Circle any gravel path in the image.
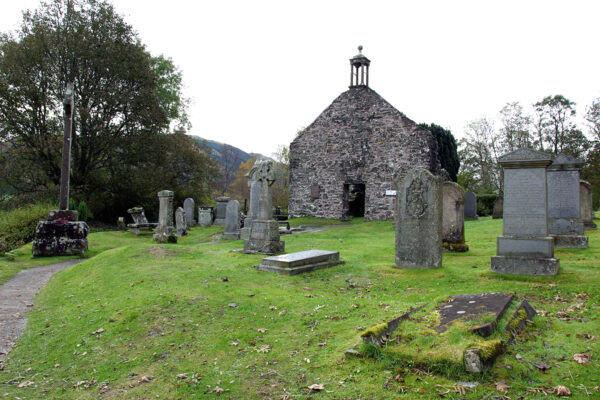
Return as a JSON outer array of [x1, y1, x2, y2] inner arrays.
[[0, 259, 84, 365]]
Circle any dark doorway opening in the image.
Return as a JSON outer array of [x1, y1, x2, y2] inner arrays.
[[343, 183, 365, 218]]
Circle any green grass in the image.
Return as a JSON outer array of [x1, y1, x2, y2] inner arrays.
[[0, 217, 599, 399]]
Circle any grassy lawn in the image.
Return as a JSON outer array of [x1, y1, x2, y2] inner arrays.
[[0, 217, 598, 399]]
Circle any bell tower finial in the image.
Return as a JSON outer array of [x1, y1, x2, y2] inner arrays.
[[349, 45, 370, 87]]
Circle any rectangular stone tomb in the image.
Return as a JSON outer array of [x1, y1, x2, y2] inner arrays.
[[436, 292, 514, 336], [351, 293, 536, 375], [256, 250, 342, 275]]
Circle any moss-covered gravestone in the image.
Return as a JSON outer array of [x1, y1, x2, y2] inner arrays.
[[349, 292, 536, 375]]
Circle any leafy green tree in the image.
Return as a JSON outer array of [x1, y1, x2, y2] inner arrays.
[[458, 117, 501, 193], [533, 95, 589, 157], [0, 0, 207, 220], [419, 123, 460, 182], [582, 97, 600, 209], [498, 102, 533, 151]]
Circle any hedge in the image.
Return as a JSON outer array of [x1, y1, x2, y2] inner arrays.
[[0, 202, 55, 254], [476, 193, 499, 216]]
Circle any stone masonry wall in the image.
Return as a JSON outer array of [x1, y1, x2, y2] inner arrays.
[[289, 86, 443, 221]]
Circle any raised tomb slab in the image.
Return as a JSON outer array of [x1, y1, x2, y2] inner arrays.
[[256, 250, 342, 275]]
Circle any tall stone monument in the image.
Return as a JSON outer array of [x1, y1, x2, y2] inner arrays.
[[492, 197, 503, 219], [580, 181, 597, 230], [198, 206, 213, 227], [547, 154, 587, 248], [491, 148, 559, 276], [242, 160, 285, 254], [240, 174, 262, 240], [175, 207, 188, 237], [214, 197, 230, 226], [153, 190, 176, 243], [32, 83, 89, 256], [395, 168, 442, 269], [183, 198, 196, 226], [442, 182, 469, 252], [464, 191, 478, 220], [223, 200, 241, 239]]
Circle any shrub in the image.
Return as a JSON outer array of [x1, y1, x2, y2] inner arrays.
[[69, 198, 77, 211], [476, 193, 499, 216], [0, 202, 54, 254], [77, 201, 91, 222]]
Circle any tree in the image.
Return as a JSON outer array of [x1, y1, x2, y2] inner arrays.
[[0, 0, 209, 220], [419, 123, 460, 182], [458, 117, 502, 193], [498, 102, 533, 151], [229, 157, 256, 203], [271, 144, 290, 209], [585, 97, 600, 141], [533, 95, 589, 157]]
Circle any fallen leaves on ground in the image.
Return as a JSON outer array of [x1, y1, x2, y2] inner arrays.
[[573, 353, 590, 364], [554, 385, 571, 396], [91, 328, 104, 335], [495, 381, 511, 392], [256, 344, 271, 353], [176, 374, 187, 379], [17, 381, 34, 388], [308, 383, 324, 392], [257, 328, 268, 333], [139, 376, 154, 383], [534, 361, 551, 371]]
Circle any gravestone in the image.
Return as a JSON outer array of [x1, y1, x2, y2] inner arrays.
[[491, 148, 559, 275], [32, 83, 89, 257], [175, 207, 188, 236], [242, 160, 285, 254], [198, 206, 213, 227], [492, 197, 503, 219], [442, 182, 468, 252], [126, 207, 157, 235], [240, 178, 261, 240], [256, 250, 341, 275], [153, 190, 176, 243], [355, 292, 536, 375], [464, 191, 478, 220], [183, 198, 196, 226], [117, 217, 126, 231], [395, 168, 442, 269], [223, 200, 241, 239], [214, 196, 230, 226], [547, 154, 587, 248], [580, 180, 597, 230]]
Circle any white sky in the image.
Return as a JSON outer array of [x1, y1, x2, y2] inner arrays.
[[2, 0, 600, 156]]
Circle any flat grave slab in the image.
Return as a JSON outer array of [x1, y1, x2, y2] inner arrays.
[[436, 292, 514, 336], [352, 292, 536, 375], [256, 249, 342, 275]]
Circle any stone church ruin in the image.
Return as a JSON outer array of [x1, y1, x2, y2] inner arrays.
[[289, 47, 445, 221]]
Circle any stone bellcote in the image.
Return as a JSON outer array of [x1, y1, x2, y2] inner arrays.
[[349, 46, 370, 87]]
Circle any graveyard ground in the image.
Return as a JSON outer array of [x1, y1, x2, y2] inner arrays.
[[0, 216, 599, 399]]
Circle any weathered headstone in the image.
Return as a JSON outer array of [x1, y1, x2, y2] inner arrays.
[[175, 207, 188, 237], [197, 206, 213, 227], [153, 190, 176, 243], [240, 178, 261, 240], [492, 197, 503, 219], [223, 200, 241, 239], [256, 250, 341, 275], [464, 191, 478, 220], [32, 83, 89, 257], [442, 182, 468, 252], [547, 154, 587, 248], [580, 180, 597, 230], [117, 217, 126, 231], [183, 198, 196, 226], [395, 168, 442, 269], [213, 197, 230, 226], [491, 148, 559, 275], [242, 160, 285, 254], [126, 207, 157, 235]]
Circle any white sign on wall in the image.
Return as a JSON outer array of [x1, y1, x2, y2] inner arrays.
[[385, 190, 397, 196]]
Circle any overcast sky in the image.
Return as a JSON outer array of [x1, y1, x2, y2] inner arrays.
[[2, 0, 599, 156]]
